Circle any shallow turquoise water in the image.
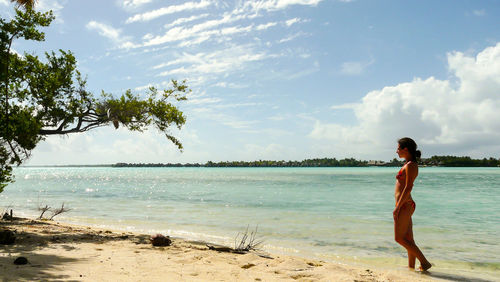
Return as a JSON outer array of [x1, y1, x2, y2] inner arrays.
[[2, 167, 499, 280]]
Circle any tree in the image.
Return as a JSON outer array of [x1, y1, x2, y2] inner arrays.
[[0, 8, 189, 192]]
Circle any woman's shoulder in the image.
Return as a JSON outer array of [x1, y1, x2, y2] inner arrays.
[[406, 161, 419, 173], [407, 161, 418, 167]]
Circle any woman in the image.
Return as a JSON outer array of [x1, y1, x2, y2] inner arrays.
[[394, 137, 432, 271]]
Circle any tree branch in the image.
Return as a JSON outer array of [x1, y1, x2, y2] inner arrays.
[[80, 122, 106, 132], [3, 32, 20, 118], [6, 140, 21, 163]]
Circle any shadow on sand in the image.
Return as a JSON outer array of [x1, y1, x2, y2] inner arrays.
[[0, 218, 149, 281], [420, 270, 494, 282], [0, 253, 81, 281]]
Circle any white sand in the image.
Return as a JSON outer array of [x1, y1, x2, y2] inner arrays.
[[1, 218, 435, 281]]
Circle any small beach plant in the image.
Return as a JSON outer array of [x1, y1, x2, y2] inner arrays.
[[234, 225, 263, 252]]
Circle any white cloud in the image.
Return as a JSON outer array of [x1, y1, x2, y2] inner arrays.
[[120, 0, 153, 10], [340, 59, 374, 75], [222, 120, 258, 129], [177, 34, 212, 47], [157, 44, 269, 77], [143, 13, 247, 47], [86, 21, 137, 49], [190, 107, 258, 130], [86, 21, 122, 41], [164, 13, 209, 29], [119, 41, 140, 49], [310, 42, 500, 158], [37, 0, 64, 12], [285, 17, 300, 26], [214, 82, 227, 87], [126, 0, 211, 23], [239, 0, 322, 13], [213, 102, 261, 109], [153, 51, 210, 70], [0, 0, 8, 6], [134, 83, 155, 91], [30, 125, 206, 165], [331, 103, 358, 110], [256, 22, 277, 30], [187, 97, 222, 105], [278, 31, 307, 43], [133, 2, 311, 48], [221, 24, 253, 35], [213, 81, 247, 88], [473, 9, 485, 16]]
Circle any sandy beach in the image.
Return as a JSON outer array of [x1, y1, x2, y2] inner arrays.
[[0, 217, 438, 281]]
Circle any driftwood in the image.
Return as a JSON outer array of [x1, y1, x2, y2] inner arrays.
[[206, 244, 246, 254], [36, 202, 71, 220], [38, 205, 50, 220], [49, 203, 71, 220], [206, 244, 273, 259]]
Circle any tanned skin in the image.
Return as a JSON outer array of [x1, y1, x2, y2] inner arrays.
[[394, 145, 432, 271]]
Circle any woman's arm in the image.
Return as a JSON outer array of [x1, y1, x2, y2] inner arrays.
[[393, 163, 418, 219]]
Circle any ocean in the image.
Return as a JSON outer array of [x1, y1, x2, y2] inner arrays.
[[2, 167, 499, 281]]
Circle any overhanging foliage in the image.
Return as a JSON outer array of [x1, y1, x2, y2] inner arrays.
[[0, 8, 188, 192]]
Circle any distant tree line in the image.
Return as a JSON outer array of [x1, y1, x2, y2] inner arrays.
[[205, 158, 369, 167], [112, 156, 500, 168], [113, 158, 369, 168], [113, 162, 203, 167], [419, 156, 499, 167]]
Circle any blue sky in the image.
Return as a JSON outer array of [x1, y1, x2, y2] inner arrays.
[[2, 0, 500, 164]]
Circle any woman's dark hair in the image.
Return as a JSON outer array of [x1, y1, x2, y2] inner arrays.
[[398, 137, 421, 162]]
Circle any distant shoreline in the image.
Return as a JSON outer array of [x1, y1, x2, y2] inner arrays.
[[22, 155, 500, 168], [21, 165, 500, 167]]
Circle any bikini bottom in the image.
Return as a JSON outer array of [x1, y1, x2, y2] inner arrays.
[[401, 200, 416, 215]]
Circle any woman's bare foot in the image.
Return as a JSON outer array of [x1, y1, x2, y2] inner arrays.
[[418, 262, 432, 272]]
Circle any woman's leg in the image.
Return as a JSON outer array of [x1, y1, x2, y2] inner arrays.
[[405, 217, 416, 268], [394, 203, 431, 270]]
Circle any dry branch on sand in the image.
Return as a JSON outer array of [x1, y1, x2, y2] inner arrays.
[[206, 225, 271, 258], [36, 203, 71, 220], [49, 203, 71, 220], [38, 205, 50, 220]]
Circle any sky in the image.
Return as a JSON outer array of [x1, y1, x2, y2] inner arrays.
[[1, 0, 500, 164]]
